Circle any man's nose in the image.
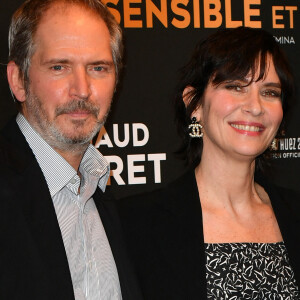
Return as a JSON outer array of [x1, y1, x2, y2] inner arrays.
[[70, 67, 91, 100]]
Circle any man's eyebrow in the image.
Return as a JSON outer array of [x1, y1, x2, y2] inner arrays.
[[42, 59, 70, 65], [89, 60, 114, 67], [42, 59, 114, 66]]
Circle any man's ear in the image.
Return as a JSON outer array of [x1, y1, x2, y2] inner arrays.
[[7, 61, 26, 102], [182, 86, 194, 107]]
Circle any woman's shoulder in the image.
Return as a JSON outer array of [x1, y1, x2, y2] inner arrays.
[[256, 174, 300, 220], [116, 168, 197, 209]]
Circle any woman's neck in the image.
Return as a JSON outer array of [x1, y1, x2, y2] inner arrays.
[[196, 147, 282, 243], [195, 147, 261, 210]]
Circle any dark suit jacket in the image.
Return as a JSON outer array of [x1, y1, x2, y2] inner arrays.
[[117, 169, 300, 300], [0, 119, 142, 300]]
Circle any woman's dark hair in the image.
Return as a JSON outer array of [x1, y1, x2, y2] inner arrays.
[[175, 26, 294, 167]]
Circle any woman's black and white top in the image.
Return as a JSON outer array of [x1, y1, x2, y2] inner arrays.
[[205, 242, 299, 299]]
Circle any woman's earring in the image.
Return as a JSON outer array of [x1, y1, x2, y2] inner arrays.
[[189, 117, 203, 138]]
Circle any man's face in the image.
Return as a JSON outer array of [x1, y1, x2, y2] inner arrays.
[[22, 4, 116, 150]]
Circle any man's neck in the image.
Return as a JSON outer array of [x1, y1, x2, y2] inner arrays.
[[54, 144, 89, 171]]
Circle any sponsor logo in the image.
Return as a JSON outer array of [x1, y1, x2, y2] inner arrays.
[[269, 137, 300, 159]]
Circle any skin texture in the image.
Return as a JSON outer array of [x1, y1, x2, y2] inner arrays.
[[7, 3, 116, 170], [185, 58, 284, 243]]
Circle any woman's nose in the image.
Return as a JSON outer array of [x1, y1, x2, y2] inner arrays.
[[242, 90, 264, 117]]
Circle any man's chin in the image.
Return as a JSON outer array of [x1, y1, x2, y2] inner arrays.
[[54, 125, 102, 145], [45, 118, 104, 149], [57, 132, 94, 145]]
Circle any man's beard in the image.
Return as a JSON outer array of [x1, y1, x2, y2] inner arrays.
[[25, 92, 109, 152]]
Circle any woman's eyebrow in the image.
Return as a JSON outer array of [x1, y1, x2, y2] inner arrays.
[[262, 82, 281, 88]]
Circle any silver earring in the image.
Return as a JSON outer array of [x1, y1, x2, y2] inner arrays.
[[189, 117, 203, 138]]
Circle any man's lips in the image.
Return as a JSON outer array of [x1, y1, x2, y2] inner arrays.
[[66, 110, 92, 117], [229, 121, 265, 135]]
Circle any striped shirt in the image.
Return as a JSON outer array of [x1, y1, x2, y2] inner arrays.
[[17, 113, 122, 300]]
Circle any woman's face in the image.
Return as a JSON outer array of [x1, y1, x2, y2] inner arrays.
[[195, 58, 283, 161]]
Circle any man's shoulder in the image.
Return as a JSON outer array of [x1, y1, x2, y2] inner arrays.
[[0, 116, 23, 150], [0, 126, 18, 168], [0, 118, 34, 173]]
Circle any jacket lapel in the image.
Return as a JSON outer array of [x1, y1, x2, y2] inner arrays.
[[255, 173, 300, 288], [1, 119, 75, 299], [266, 184, 300, 288], [88, 184, 143, 299], [159, 170, 208, 298]]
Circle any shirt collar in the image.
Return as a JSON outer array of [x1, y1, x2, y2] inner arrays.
[[16, 113, 109, 197]]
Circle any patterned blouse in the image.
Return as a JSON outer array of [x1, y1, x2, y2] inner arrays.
[[205, 242, 299, 299]]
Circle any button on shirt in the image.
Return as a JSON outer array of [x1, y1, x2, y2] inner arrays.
[[17, 114, 122, 300]]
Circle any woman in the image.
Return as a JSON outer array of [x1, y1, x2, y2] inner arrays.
[[117, 27, 300, 299]]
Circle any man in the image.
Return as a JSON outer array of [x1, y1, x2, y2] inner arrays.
[[0, 0, 142, 299]]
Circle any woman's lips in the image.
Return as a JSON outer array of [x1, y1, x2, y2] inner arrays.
[[229, 121, 265, 136]]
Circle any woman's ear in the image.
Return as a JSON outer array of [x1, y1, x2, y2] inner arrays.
[[7, 61, 26, 102], [193, 105, 203, 123], [182, 86, 194, 107], [183, 86, 203, 122]]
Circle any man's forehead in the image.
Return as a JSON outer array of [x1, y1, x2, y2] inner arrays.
[[29, 2, 113, 64], [35, 2, 105, 33], [31, 2, 110, 49]]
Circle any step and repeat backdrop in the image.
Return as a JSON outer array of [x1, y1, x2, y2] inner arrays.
[[0, 0, 299, 198]]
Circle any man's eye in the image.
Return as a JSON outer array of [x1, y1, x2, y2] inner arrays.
[[94, 66, 104, 71], [52, 65, 63, 71]]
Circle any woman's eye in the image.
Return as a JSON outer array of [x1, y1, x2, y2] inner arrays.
[[262, 89, 281, 98], [225, 84, 243, 92]]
